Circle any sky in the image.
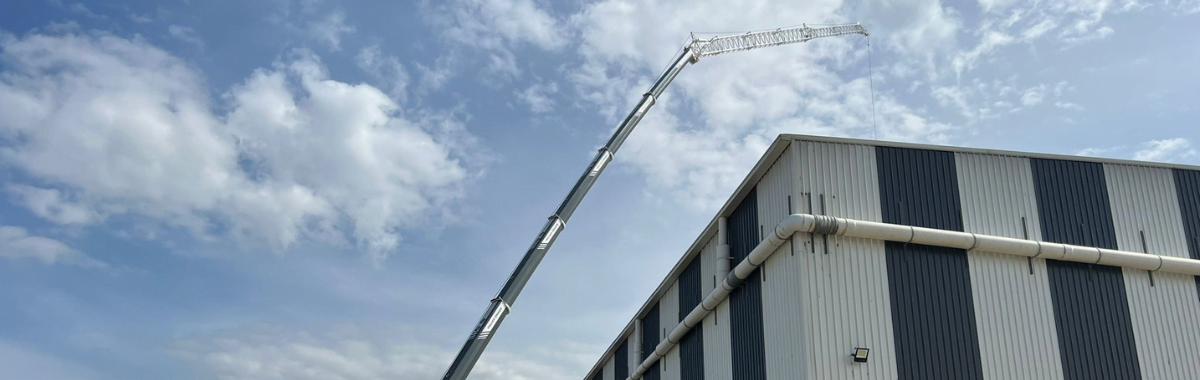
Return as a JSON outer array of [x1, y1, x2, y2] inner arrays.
[[0, 0, 1197, 379]]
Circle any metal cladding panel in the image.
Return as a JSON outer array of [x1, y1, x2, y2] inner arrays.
[[662, 282, 679, 335], [757, 142, 806, 380], [728, 189, 766, 380], [615, 340, 629, 379], [1175, 169, 1200, 297], [794, 140, 896, 379], [660, 282, 680, 380], [876, 146, 984, 380], [954, 152, 1064, 380], [698, 236, 731, 379], [604, 356, 615, 380], [1030, 158, 1142, 380], [663, 347, 681, 380], [679, 259, 705, 380], [756, 141, 795, 239], [641, 303, 660, 380], [1105, 164, 1200, 379]]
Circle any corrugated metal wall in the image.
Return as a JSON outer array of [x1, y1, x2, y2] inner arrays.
[[794, 141, 896, 379], [616, 339, 629, 379], [698, 235, 731, 379], [661, 282, 680, 380], [641, 303, 661, 380], [1030, 158, 1142, 380], [1175, 169, 1200, 297], [954, 152, 1064, 380], [876, 147, 984, 380], [728, 188, 765, 380], [1104, 164, 1200, 379], [679, 259, 705, 380], [586, 138, 1200, 380], [757, 142, 806, 380]]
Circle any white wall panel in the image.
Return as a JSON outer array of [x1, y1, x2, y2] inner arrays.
[[794, 140, 896, 379], [603, 356, 615, 380], [758, 142, 808, 379], [955, 152, 1063, 380], [660, 281, 680, 380], [1104, 164, 1200, 379], [663, 347, 681, 380], [698, 236, 731, 379]]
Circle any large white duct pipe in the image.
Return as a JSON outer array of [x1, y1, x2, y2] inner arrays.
[[625, 213, 1200, 380]]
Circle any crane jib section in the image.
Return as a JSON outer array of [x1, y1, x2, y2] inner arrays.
[[690, 24, 868, 58]]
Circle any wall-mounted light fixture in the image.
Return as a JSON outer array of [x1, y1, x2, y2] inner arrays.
[[852, 347, 870, 363]]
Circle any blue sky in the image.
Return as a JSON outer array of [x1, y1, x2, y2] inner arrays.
[[0, 0, 1197, 379]]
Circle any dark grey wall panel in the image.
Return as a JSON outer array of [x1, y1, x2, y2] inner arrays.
[[592, 371, 602, 380], [728, 188, 766, 380], [1175, 169, 1200, 260], [679, 259, 705, 380], [876, 146, 983, 380], [1174, 169, 1200, 298], [615, 340, 628, 379], [641, 303, 661, 380], [1030, 158, 1141, 380]]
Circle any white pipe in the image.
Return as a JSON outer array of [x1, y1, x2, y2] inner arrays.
[[625, 213, 1200, 380], [716, 217, 732, 280]]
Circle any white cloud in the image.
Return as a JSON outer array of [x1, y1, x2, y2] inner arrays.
[[308, 11, 355, 51], [1076, 145, 1123, 157], [167, 25, 205, 50], [48, 0, 102, 19], [932, 85, 975, 119], [880, 0, 963, 79], [1020, 84, 1047, 106], [0, 225, 101, 266], [437, 0, 566, 51], [1075, 138, 1197, 163], [1054, 101, 1083, 110], [517, 81, 558, 113], [415, 56, 456, 92], [173, 325, 595, 380], [482, 50, 521, 84], [1021, 18, 1058, 39], [952, 30, 1015, 77], [1134, 138, 1197, 162], [6, 185, 98, 225], [0, 31, 478, 263], [356, 45, 409, 102]]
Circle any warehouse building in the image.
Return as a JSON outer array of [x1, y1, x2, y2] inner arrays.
[[583, 134, 1200, 380]]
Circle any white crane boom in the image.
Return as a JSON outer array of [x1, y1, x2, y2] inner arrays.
[[441, 22, 868, 380], [689, 23, 868, 59]]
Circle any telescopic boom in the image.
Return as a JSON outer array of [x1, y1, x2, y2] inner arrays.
[[441, 23, 868, 380]]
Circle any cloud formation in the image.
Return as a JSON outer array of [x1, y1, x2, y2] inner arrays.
[[0, 31, 477, 263], [173, 325, 596, 380], [0, 225, 100, 266]]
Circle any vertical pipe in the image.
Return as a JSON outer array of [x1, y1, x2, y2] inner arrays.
[[717, 216, 732, 280]]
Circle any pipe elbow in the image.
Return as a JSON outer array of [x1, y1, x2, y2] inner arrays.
[[778, 214, 815, 236]]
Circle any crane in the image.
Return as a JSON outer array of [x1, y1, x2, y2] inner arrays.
[[441, 23, 869, 380]]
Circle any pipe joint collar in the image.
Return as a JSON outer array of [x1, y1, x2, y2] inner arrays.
[[810, 214, 840, 235]]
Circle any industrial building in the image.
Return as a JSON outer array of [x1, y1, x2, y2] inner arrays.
[[583, 134, 1200, 380]]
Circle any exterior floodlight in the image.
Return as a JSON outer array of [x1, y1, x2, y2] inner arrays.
[[852, 347, 870, 363]]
